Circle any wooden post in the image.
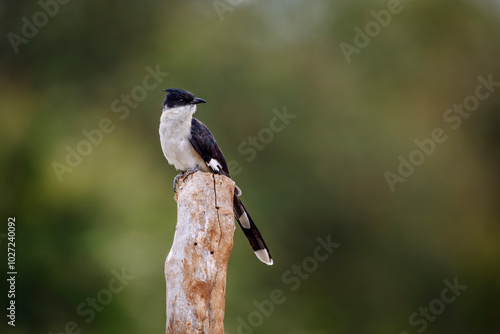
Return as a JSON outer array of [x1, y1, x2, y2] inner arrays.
[[165, 171, 236, 334]]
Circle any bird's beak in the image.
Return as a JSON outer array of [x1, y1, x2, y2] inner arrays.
[[191, 97, 207, 104]]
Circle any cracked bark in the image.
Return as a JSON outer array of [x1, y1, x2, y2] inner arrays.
[[165, 171, 236, 334]]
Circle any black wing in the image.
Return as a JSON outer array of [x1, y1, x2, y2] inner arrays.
[[189, 118, 231, 177], [190, 118, 273, 265]]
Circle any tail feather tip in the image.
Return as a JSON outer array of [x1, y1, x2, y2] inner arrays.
[[255, 249, 273, 265]]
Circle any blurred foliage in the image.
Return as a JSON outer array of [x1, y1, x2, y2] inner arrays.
[[1, 0, 500, 333]]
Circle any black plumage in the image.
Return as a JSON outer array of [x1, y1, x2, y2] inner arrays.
[[189, 117, 272, 263]]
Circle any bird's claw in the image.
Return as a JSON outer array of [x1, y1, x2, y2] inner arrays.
[[183, 166, 199, 181], [173, 173, 182, 193], [173, 167, 200, 193]]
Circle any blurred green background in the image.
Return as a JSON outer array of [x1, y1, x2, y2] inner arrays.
[[1, 0, 500, 333]]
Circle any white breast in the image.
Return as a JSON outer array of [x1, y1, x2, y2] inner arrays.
[[159, 105, 206, 171]]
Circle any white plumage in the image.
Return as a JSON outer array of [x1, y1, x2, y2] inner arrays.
[[207, 158, 223, 173], [159, 105, 209, 172]]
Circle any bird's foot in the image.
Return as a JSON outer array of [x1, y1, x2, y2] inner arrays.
[[173, 172, 183, 193], [183, 166, 200, 182], [173, 166, 200, 193]]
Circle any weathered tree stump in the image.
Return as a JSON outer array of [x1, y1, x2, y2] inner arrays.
[[165, 171, 236, 334]]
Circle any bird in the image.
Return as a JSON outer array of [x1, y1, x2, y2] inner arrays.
[[158, 88, 273, 265]]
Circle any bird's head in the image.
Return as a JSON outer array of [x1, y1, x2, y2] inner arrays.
[[162, 88, 206, 109]]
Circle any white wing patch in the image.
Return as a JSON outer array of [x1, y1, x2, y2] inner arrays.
[[208, 158, 222, 173]]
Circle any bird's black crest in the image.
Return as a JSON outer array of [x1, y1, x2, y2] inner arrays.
[[162, 88, 196, 108]]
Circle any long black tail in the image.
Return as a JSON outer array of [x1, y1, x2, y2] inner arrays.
[[233, 195, 273, 265]]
